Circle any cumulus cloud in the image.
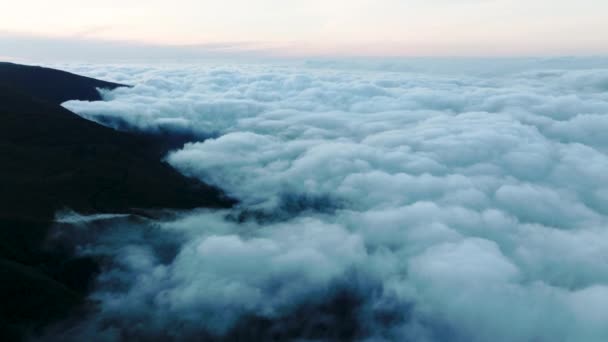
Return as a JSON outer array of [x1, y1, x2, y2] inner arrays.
[[49, 58, 608, 341]]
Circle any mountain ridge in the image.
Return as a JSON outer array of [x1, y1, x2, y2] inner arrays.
[[0, 62, 127, 104], [0, 62, 234, 340]]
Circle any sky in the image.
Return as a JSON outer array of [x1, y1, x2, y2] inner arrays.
[[1, 0, 608, 60]]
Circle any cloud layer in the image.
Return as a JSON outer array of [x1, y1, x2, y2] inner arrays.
[[54, 58, 608, 341]]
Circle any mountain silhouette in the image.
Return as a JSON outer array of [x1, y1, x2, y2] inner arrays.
[[0, 62, 235, 340]]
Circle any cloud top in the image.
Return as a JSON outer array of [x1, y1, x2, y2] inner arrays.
[[53, 58, 608, 341]]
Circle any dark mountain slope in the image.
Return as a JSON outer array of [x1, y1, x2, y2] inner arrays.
[[0, 63, 234, 340], [0, 85, 233, 222], [0, 62, 126, 104]]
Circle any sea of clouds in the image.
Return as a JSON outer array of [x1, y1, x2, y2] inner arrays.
[[49, 58, 608, 341]]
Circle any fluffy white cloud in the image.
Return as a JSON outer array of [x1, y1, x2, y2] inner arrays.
[[54, 58, 608, 341]]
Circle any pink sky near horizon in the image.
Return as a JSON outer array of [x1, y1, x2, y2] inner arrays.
[[2, 0, 608, 57]]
